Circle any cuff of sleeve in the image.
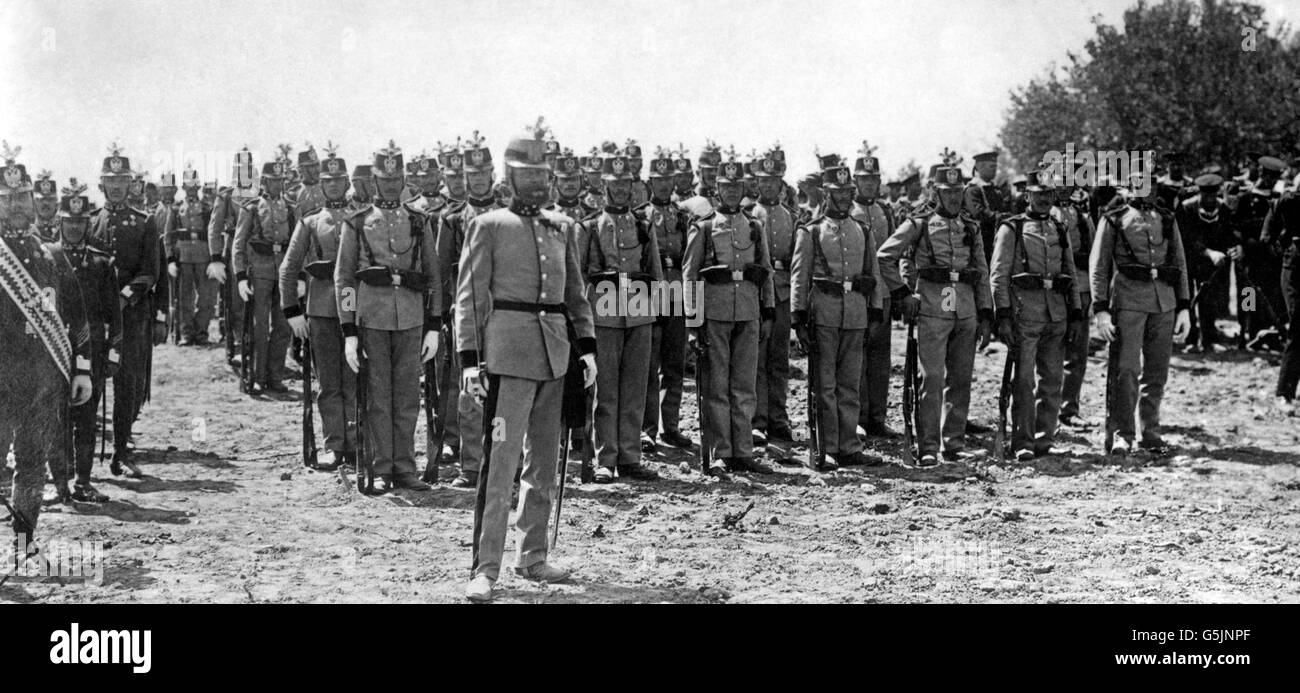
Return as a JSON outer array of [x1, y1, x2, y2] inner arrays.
[[1068, 308, 1084, 323], [459, 350, 479, 368], [995, 307, 1012, 322], [791, 310, 808, 327], [761, 307, 775, 322], [167, 256, 178, 265], [297, 271, 307, 281], [425, 314, 442, 331], [75, 355, 91, 376], [1092, 300, 1109, 314], [578, 337, 598, 357], [890, 286, 910, 303], [235, 271, 248, 283], [978, 308, 994, 323], [283, 304, 303, 319], [1176, 299, 1190, 312], [341, 322, 358, 338]]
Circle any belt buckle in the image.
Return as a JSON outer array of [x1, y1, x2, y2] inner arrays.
[[843, 280, 853, 294], [948, 271, 960, 283], [1149, 267, 1158, 280], [391, 273, 402, 287], [775, 261, 786, 270], [665, 259, 675, 269], [1043, 278, 1053, 290], [273, 243, 283, 253], [189, 232, 198, 241], [731, 270, 744, 282]]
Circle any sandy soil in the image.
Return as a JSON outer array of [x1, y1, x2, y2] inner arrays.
[[4, 321, 1299, 604]]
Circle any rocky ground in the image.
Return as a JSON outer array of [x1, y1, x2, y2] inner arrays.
[[3, 321, 1299, 604]]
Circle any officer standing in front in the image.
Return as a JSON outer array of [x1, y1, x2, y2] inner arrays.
[[457, 128, 597, 602]]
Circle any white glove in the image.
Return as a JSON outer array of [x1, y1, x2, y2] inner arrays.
[[207, 261, 226, 283], [237, 279, 253, 302], [167, 262, 179, 278], [462, 365, 487, 403], [1227, 245, 1244, 261], [1095, 311, 1116, 342], [1206, 249, 1226, 266], [297, 280, 307, 298], [1173, 308, 1190, 340], [580, 353, 597, 389], [344, 335, 360, 373], [288, 314, 308, 340], [71, 374, 92, 406], [420, 330, 440, 363]]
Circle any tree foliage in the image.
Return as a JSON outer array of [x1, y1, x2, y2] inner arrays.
[[1000, 0, 1299, 174]]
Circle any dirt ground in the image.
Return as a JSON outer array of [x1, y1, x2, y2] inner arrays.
[[4, 320, 1299, 604]]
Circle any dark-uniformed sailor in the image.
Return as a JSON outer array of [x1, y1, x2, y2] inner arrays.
[[792, 156, 884, 469], [751, 146, 797, 456], [336, 142, 442, 493], [281, 146, 357, 472], [680, 140, 721, 219], [0, 143, 94, 534], [294, 143, 326, 219], [33, 170, 59, 242], [436, 133, 499, 488], [964, 150, 1007, 263], [1155, 154, 1195, 211], [683, 154, 777, 476], [233, 159, 295, 393], [579, 151, 663, 482], [1231, 155, 1287, 350], [1091, 173, 1191, 455], [88, 143, 158, 477], [458, 128, 597, 602], [849, 143, 898, 439], [886, 179, 903, 205], [52, 179, 121, 502], [1174, 173, 1232, 352], [990, 171, 1083, 460], [164, 167, 216, 345], [1055, 169, 1099, 426], [640, 148, 694, 452], [878, 160, 994, 466]]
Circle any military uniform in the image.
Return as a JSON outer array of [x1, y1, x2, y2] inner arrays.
[[458, 131, 596, 595], [233, 162, 296, 390], [751, 148, 796, 446], [625, 141, 650, 208], [281, 151, 357, 468], [963, 152, 1006, 263], [682, 158, 776, 472], [990, 173, 1083, 457], [429, 147, 467, 457], [347, 165, 373, 209], [640, 154, 692, 448], [294, 145, 326, 219], [792, 161, 884, 467], [336, 144, 442, 487], [1090, 195, 1190, 450], [52, 181, 121, 501], [579, 154, 663, 479], [165, 171, 216, 343], [0, 147, 93, 532], [849, 151, 897, 435], [680, 143, 721, 219], [32, 171, 59, 242], [1174, 175, 1232, 351], [207, 148, 257, 359], [878, 164, 993, 463], [1056, 190, 1098, 421], [435, 142, 499, 484], [88, 148, 159, 470]]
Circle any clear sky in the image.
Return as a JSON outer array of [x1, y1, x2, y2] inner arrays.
[[1, 0, 1295, 194]]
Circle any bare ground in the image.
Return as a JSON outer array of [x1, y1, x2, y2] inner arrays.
[[5, 322, 1300, 604]]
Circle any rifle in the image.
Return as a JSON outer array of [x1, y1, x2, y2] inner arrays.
[[169, 274, 180, 344], [239, 295, 255, 394], [420, 357, 439, 483], [902, 320, 917, 465], [995, 339, 1018, 463], [555, 318, 591, 540], [551, 429, 569, 549], [1103, 337, 1117, 454], [805, 316, 824, 470], [693, 326, 711, 474], [355, 355, 373, 493], [301, 335, 317, 468], [222, 246, 235, 363]]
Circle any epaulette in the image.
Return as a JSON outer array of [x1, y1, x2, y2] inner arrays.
[[579, 210, 603, 224], [402, 201, 427, 216], [695, 210, 717, 223], [632, 201, 651, 215], [239, 197, 260, 210], [804, 214, 826, 228], [347, 203, 373, 219], [442, 199, 467, 215], [85, 244, 113, 258], [127, 204, 150, 217]]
